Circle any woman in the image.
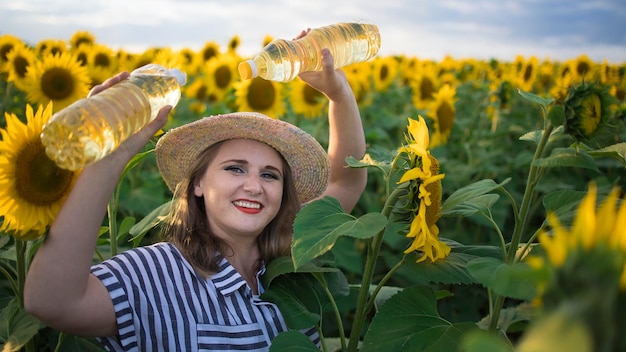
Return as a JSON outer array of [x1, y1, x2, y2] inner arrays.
[[24, 30, 367, 351]]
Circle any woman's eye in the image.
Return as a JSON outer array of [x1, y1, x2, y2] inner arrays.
[[225, 165, 244, 173], [261, 172, 279, 180]]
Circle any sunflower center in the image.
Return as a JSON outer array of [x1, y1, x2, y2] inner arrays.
[[13, 56, 29, 79], [41, 67, 76, 100], [436, 102, 455, 134], [94, 53, 111, 68], [580, 93, 602, 137], [246, 78, 276, 111], [304, 85, 323, 106], [215, 65, 232, 89], [378, 64, 389, 81], [203, 47, 217, 62], [1, 43, 14, 62], [77, 52, 89, 66], [523, 64, 533, 82], [424, 155, 442, 226], [420, 78, 435, 101], [15, 139, 74, 205]]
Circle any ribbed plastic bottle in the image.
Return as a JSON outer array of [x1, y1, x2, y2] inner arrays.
[[40, 63, 187, 171], [238, 22, 381, 82]]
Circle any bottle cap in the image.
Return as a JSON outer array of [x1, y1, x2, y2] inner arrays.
[[238, 60, 258, 80]]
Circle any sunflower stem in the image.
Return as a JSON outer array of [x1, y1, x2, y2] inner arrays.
[[314, 272, 346, 352], [108, 195, 118, 257], [15, 238, 26, 308], [488, 122, 553, 333], [347, 186, 404, 352]]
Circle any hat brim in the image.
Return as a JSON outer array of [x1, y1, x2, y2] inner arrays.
[[155, 112, 330, 203]]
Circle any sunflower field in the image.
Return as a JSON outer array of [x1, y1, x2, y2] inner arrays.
[[1, 30, 626, 352]]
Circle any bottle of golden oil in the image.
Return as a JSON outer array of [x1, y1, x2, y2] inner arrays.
[[238, 22, 381, 82], [41, 64, 186, 170]]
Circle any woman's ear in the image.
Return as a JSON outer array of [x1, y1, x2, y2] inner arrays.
[[193, 183, 203, 197]]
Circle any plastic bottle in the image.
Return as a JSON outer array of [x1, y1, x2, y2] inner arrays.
[[40, 64, 187, 170], [238, 22, 381, 82]]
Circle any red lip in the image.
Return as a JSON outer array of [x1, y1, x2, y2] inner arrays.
[[233, 200, 263, 214]]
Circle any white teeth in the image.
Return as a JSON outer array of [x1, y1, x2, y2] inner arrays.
[[233, 200, 261, 209]]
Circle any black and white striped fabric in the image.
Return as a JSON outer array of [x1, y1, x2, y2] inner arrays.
[[91, 242, 319, 351]]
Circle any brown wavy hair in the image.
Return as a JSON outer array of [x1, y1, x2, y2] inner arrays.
[[160, 140, 301, 276]]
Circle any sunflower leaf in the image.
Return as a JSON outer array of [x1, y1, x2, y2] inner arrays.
[[587, 142, 626, 166], [268, 331, 320, 352], [292, 196, 386, 270], [466, 257, 537, 300], [532, 147, 600, 172], [360, 285, 477, 352], [441, 178, 511, 216]]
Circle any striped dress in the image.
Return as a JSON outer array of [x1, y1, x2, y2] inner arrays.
[[91, 242, 319, 351]]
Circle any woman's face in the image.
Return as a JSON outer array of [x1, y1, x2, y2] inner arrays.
[[194, 139, 285, 242]]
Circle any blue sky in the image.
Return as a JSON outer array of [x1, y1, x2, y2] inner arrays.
[[1, 0, 625, 63]]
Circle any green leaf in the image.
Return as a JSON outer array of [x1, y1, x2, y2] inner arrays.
[[442, 194, 500, 217], [292, 196, 386, 270], [517, 88, 554, 112], [262, 255, 338, 288], [546, 104, 565, 126], [129, 201, 171, 247], [476, 303, 535, 333], [402, 244, 502, 285], [47, 333, 104, 352], [587, 142, 626, 166], [441, 178, 510, 216], [0, 299, 42, 350], [260, 275, 322, 329], [466, 257, 537, 300], [542, 189, 587, 224], [116, 216, 136, 245], [532, 147, 600, 172], [461, 330, 514, 352], [361, 285, 477, 352], [268, 331, 319, 351]]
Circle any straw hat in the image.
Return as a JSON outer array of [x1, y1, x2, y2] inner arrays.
[[155, 112, 330, 203]]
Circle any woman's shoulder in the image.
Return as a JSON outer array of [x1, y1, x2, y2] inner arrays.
[[94, 242, 192, 274]]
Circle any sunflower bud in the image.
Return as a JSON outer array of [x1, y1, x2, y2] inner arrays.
[[563, 82, 615, 143]]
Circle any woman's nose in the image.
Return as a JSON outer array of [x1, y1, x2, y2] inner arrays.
[[243, 175, 262, 194]]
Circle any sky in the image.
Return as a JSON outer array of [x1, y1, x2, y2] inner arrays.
[[1, 0, 625, 63]]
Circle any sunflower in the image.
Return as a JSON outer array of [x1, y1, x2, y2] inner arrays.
[[233, 76, 286, 118], [69, 30, 96, 50], [410, 62, 440, 111], [562, 81, 615, 145], [205, 52, 239, 101], [227, 35, 241, 53], [516, 56, 539, 93], [288, 77, 327, 119], [569, 54, 596, 82], [371, 56, 398, 92], [345, 61, 374, 108], [427, 84, 457, 147], [23, 52, 91, 112], [176, 47, 200, 76], [35, 39, 67, 57], [524, 182, 626, 352], [183, 77, 212, 114], [4, 43, 36, 92], [396, 116, 448, 263], [0, 102, 79, 238], [87, 43, 118, 86], [0, 34, 24, 72], [197, 41, 221, 65]]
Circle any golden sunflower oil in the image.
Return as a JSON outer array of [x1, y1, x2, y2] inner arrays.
[[40, 64, 186, 171], [238, 22, 381, 82]]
